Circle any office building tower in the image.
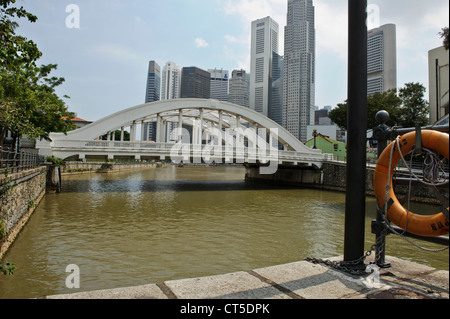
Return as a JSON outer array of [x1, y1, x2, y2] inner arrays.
[[161, 62, 181, 100], [161, 62, 182, 141], [367, 24, 397, 95], [209, 68, 229, 101], [250, 16, 279, 116], [181, 67, 211, 99], [283, 0, 316, 142], [428, 46, 449, 124], [270, 52, 284, 126], [228, 69, 249, 108], [144, 61, 161, 141], [145, 61, 161, 103]]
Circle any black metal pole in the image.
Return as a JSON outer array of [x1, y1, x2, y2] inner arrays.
[[343, 0, 368, 266]]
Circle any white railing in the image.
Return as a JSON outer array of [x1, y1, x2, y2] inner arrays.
[[51, 140, 325, 164]]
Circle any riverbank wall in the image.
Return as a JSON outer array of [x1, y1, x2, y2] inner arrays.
[[0, 167, 47, 260], [245, 161, 448, 205], [61, 161, 163, 175]]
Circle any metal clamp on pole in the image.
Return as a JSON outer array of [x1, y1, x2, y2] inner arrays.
[[414, 126, 422, 155]]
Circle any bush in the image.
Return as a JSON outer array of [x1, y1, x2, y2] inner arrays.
[[46, 156, 65, 165]]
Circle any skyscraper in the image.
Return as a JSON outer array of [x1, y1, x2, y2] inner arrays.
[[250, 16, 279, 117], [367, 24, 397, 95], [228, 69, 249, 108], [144, 61, 161, 141], [181, 67, 211, 99], [145, 61, 161, 103], [161, 62, 181, 100], [283, 0, 315, 142], [209, 68, 229, 101], [270, 52, 284, 126]]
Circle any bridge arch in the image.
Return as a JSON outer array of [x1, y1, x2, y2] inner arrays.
[[50, 99, 313, 152], [41, 98, 324, 166]]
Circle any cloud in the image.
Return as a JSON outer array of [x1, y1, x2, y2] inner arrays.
[[224, 34, 245, 44], [221, 0, 287, 52], [315, 1, 348, 60], [195, 38, 209, 48]]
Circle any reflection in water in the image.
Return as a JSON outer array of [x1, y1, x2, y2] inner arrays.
[[0, 166, 447, 299]]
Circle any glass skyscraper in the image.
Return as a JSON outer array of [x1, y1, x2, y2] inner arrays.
[[283, 0, 315, 142], [144, 60, 161, 141]]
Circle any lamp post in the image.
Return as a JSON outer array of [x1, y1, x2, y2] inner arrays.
[[312, 129, 318, 149], [343, 0, 368, 268]]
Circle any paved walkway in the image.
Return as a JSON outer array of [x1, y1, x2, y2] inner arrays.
[[45, 255, 448, 300]]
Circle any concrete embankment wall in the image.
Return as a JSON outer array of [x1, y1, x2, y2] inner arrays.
[[245, 162, 447, 205], [0, 167, 47, 259], [61, 161, 161, 175]]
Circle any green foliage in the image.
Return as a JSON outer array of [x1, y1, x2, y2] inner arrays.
[[0, 0, 76, 146], [439, 27, 449, 50], [46, 155, 65, 165], [329, 83, 429, 130], [398, 83, 429, 128], [0, 261, 16, 275]]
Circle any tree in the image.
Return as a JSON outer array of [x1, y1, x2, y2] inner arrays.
[[398, 82, 429, 128], [0, 0, 76, 151], [439, 27, 449, 50], [329, 89, 402, 130], [329, 83, 429, 131]]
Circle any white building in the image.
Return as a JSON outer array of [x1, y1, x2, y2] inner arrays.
[[367, 24, 397, 95], [283, 0, 316, 142], [428, 46, 449, 124], [250, 16, 279, 117], [209, 68, 229, 101], [161, 62, 181, 100], [228, 69, 249, 108]]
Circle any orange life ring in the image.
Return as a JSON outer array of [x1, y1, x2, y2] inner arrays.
[[373, 130, 449, 237]]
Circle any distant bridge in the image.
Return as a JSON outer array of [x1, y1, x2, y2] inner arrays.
[[37, 99, 324, 171]]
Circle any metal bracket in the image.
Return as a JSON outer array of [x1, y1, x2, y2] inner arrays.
[[414, 126, 422, 155]]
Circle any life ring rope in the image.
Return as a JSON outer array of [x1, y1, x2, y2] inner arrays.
[[373, 130, 449, 238]]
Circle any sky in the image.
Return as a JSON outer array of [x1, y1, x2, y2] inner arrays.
[[13, 0, 450, 122]]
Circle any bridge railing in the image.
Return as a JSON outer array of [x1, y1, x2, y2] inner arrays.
[[53, 139, 325, 162]]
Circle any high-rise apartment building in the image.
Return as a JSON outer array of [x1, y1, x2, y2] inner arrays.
[[228, 69, 249, 108], [161, 62, 181, 100], [283, 0, 315, 142], [250, 16, 279, 117], [209, 68, 229, 101], [367, 24, 397, 95], [181, 67, 211, 99], [144, 61, 161, 141]]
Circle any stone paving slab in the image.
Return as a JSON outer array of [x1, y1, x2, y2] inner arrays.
[[45, 256, 449, 300], [252, 260, 370, 299], [164, 271, 292, 299], [46, 284, 168, 299]]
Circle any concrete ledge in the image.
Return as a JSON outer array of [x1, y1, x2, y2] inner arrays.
[[45, 255, 449, 300], [45, 284, 168, 299]]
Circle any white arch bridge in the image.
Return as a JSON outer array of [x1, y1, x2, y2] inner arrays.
[[37, 99, 324, 172]]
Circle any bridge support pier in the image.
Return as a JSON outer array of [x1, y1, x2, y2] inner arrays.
[[244, 164, 322, 187]]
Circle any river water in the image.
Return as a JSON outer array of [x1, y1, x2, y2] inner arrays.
[[0, 165, 448, 299]]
